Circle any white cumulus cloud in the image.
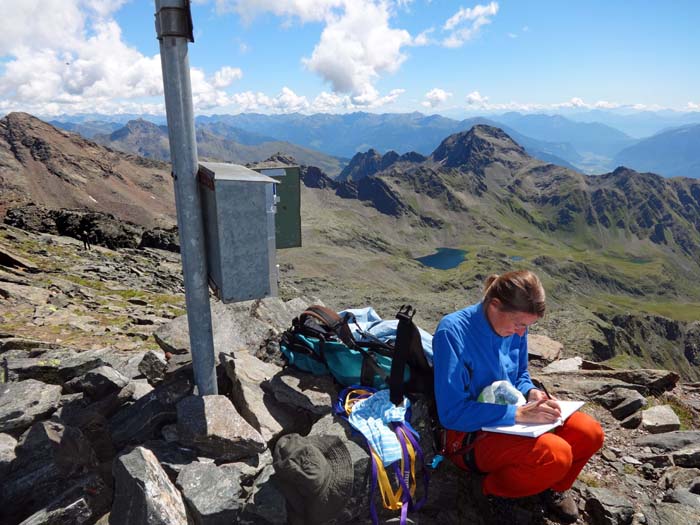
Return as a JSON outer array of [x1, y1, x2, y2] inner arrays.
[[442, 2, 499, 48], [465, 90, 489, 106], [212, 66, 243, 88], [0, 1, 245, 116], [422, 88, 452, 108], [594, 100, 621, 109], [203, 0, 415, 106], [303, 0, 411, 103]]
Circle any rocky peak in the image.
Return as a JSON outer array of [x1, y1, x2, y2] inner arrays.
[[259, 153, 298, 166], [1, 112, 83, 154], [430, 124, 528, 170], [110, 119, 166, 141], [338, 148, 424, 183], [338, 148, 384, 182]]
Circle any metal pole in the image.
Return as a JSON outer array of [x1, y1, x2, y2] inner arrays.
[[155, 0, 217, 395]]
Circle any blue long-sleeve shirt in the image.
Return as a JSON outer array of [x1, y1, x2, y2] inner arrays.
[[433, 302, 536, 432]]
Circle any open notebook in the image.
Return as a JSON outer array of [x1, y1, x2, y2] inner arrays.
[[481, 400, 585, 438]]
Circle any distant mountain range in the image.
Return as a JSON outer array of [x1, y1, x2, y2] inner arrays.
[[90, 119, 344, 176], [560, 109, 700, 138], [48, 111, 700, 178], [194, 112, 581, 169], [613, 124, 700, 179], [48, 119, 122, 139], [322, 124, 700, 258]]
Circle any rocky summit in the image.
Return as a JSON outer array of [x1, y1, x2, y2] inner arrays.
[[1, 212, 700, 525], [1, 113, 700, 524]]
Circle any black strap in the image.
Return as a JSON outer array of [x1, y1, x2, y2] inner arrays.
[[389, 305, 415, 405]]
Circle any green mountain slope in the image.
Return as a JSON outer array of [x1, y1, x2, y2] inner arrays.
[[278, 125, 700, 379]]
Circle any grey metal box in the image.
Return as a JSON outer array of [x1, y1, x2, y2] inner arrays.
[[198, 162, 278, 303]]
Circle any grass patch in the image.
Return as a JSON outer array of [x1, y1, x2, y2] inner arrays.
[[602, 354, 645, 369], [586, 294, 700, 322], [577, 472, 601, 488], [622, 464, 637, 476]]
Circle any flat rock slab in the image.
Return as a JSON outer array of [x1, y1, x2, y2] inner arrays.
[[527, 333, 562, 362], [4, 347, 115, 384], [542, 356, 583, 373], [0, 379, 62, 434], [176, 395, 266, 462], [543, 369, 679, 395], [176, 462, 245, 524], [0, 245, 39, 271], [641, 405, 681, 434], [262, 368, 337, 417], [635, 431, 700, 452], [0, 282, 50, 304], [0, 337, 61, 353], [111, 446, 188, 525], [154, 296, 313, 355]]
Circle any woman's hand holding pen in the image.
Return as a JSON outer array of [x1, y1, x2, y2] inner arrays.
[[515, 389, 561, 424]]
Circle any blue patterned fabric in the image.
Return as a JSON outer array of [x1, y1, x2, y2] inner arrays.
[[340, 306, 434, 365], [348, 389, 410, 466]]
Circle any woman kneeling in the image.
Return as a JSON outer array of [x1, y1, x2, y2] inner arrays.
[[433, 270, 604, 523]]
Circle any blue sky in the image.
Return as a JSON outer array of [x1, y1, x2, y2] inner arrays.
[[1, 1, 698, 117]]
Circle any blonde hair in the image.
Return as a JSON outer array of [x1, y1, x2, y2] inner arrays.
[[483, 270, 546, 317]]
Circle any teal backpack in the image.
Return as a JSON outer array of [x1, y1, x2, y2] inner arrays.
[[279, 305, 433, 401]]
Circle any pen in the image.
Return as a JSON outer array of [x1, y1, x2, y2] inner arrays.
[[533, 379, 551, 400]]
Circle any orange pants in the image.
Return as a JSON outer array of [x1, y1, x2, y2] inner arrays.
[[472, 411, 604, 498]]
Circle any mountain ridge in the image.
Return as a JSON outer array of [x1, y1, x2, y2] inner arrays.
[[93, 118, 344, 176], [613, 124, 700, 179], [0, 112, 174, 228]]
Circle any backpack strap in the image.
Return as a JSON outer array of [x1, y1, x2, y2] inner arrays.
[[302, 305, 357, 347], [389, 305, 413, 405], [390, 305, 433, 405]]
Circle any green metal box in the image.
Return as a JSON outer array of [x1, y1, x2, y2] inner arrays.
[[250, 161, 302, 249]]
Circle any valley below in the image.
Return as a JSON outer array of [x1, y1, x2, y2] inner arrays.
[[2, 112, 700, 381]]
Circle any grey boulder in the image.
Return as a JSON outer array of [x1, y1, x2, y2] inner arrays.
[[64, 365, 130, 400], [176, 395, 266, 461], [0, 379, 62, 434], [176, 462, 245, 524], [110, 446, 188, 525]]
